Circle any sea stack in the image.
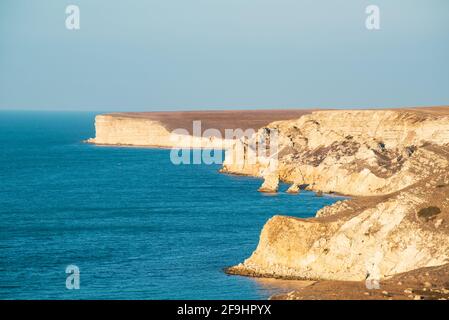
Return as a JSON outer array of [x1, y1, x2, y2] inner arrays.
[[258, 173, 279, 193], [286, 183, 300, 194]]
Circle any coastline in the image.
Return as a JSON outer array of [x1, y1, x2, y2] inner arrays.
[[88, 106, 449, 300]]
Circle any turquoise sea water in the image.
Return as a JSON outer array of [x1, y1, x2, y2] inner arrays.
[[0, 111, 342, 299]]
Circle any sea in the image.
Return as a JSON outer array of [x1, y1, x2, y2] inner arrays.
[[0, 111, 342, 299]]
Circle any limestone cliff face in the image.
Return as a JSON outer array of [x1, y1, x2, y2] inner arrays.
[[225, 108, 449, 281], [87, 114, 233, 149], [88, 110, 312, 149], [88, 108, 449, 282], [222, 110, 449, 196], [88, 115, 171, 147]]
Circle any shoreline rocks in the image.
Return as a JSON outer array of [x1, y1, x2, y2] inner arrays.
[[89, 106, 449, 298], [258, 173, 280, 193], [223, 107, 449, 286]]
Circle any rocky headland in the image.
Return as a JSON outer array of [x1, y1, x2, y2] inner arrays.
[[87, 109, 313, 148], [89, 106, 449, 299], [222, 107, 449, 299]]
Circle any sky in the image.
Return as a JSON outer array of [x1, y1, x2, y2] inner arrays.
[[0, 0, 448, 111]]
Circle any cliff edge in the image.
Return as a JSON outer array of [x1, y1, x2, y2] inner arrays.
[[225, 107, 449, 286], [87, 110, 313, 148], [88, 106, 449, 297]]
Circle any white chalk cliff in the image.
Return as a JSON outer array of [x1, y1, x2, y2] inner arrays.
[[89, 108, 449, 282], [87, 114, 234, 149], [225, 108, 449, 281]]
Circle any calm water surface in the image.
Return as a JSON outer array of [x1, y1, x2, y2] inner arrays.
[[0, 111, 342, 299]]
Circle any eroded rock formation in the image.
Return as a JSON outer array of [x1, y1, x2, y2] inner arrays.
[[88, 107, 449, 285], [225, 108, 449, 282]]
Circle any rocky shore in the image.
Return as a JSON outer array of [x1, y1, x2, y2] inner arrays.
[[89, 106, 449, 300], [223, 107, 449, 299]]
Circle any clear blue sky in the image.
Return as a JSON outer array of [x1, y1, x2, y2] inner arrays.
[[1, 0, 448, 111]]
